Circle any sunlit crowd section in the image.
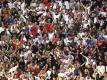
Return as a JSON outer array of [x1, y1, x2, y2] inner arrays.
[[0, 0, 107, 80]]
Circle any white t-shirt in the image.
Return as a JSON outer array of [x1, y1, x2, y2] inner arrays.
[[74, 37, 81, 45], [64, 1, 70, 9], [100, 11, 107, 17], [14, 1, 21, 9], [64, 38, 72, 46], [103, 34, 107, 39], [83, 21, 88, 29], [82, 37, 88, 46], [47, 70, 51, 79], [48, 32, 54, 41], [0, 27, 4, 33], [20, 50, 32, 58], [94, 17, 97, 23], [30, 3, 36, 7], [8, 2, 14, 9], [56, 1, 62, 7], [97, 65, 105, 75], [52, 3, 57, 9], [78, 32, 85, 38], [58, 72, 64, 77], [21, 2, 25, 14], [35, 76, 40, 80], [9, 66, 18, 73], [63, 14, 69, 24], [52, 12, 61, 23]]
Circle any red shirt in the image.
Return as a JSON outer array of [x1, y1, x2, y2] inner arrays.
[[56, 6, 61, 12], [44, 23, 54, 33], [12, 43, 16, 49], [45, 2, 51, 9], [28, 64, 40, 74], [30, 25, 37, 37]]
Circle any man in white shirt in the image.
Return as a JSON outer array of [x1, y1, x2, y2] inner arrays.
[[0, 27, 4, 34], [21, 1, 26, 14], [52, 12, 61, 23], [64, 0, 70, 9], [96, 62, 105, 75], [63, 13, 69, 24], [46, 68, 52, 80], [8, 0, 14, 9]]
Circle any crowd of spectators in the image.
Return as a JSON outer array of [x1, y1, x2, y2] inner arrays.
[[0, 0, 107, 80]]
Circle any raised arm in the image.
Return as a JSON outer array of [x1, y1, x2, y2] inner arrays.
[[80, 52, 87, 59], [81, 61, 86, 67], [80, 0, 86, 9], [80, 0, 93, 9], [80, 52, 89, 62], [89, 0, 93, 8]]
